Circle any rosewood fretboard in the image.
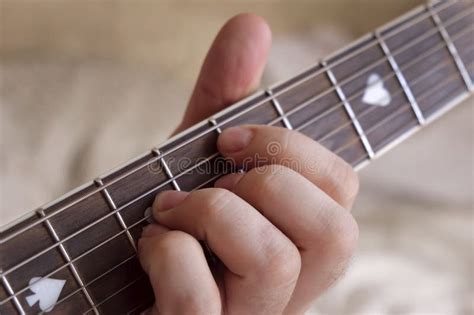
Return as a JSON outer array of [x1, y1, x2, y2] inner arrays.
[[1, 1, 473, 314]]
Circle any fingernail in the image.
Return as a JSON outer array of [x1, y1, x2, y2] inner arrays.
[[141, 224, 168, 238], [218, 126, 253, 153], [153, 190, 188, 212], [144, 207, 155, 223], [214, 173, 244, 190]]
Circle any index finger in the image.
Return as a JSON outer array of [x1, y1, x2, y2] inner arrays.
[[217, 125, 359, 209]]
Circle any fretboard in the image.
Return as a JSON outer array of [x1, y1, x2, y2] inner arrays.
[[1, 1, 473, 314]]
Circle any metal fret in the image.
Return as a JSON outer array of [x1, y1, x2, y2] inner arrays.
[[208, 118, 222, 134], [428, 3, 473, 91], [322, 61, 375, 159], [152, 148, 181, 191], [375, 31, 426, 125], [37, 209, 98, 314], [265, 89, 293, 130], [1, 275, 25, 314], [94, 178, 137, 252]]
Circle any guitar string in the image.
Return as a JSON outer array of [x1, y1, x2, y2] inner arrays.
[[0, 0, 460, 245], [41, 68, 469, 314], [80, 275, 147, 315], [2, 45, 469, 308], [124, 298, 155, 315], [1, 15, 469, 285], [0, 5, 471, 300]]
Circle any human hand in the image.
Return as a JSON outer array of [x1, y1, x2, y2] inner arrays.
[[138, 13, 359, 315]]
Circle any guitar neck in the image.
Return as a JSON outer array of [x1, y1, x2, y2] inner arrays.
[[1, 1, 473, 314]]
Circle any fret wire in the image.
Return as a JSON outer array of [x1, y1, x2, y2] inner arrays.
[[209, 118, 222, 134], [182, 121, 220, 264], [322, 60, 375, 159], [152, 148, 181, 191], [428, 2, 474, 91], [1, 276, 25, 314], [36, 209, 99, 314], [1, 153, 219, 279], [1, 13, 471, 291], [266, 89, 293, 130], [375, 30, 426, 125], [0, 1, 461, 245], [3, 69, 468, 309], [94, 178, 137, 252]]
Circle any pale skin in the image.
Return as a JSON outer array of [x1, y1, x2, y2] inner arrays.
[[138, 13, 359, 315]]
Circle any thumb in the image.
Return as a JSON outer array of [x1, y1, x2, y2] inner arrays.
[[175, 13, 272, 133]]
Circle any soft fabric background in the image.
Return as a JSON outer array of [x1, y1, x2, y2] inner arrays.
[[0, 1, 472, 314]]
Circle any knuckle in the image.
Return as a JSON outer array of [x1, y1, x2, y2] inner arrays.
[[155, 231, 200, 257], [259, 231, 301, 285], [159, 230, 197, 249], [343, 166, 360, 203], [329, 157, 360, 208], [246, 164, 292, 196], [249, 164, 292, 183], [138, 230, 198, 273], [191, 188, 235, 219], [326, 211, 359, 258]]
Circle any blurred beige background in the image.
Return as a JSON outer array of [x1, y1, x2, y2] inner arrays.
[[1, 0, 473, 314]]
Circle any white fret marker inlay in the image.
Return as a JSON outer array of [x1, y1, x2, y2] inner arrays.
[[362, 73, 391, 107], [26, 277, 65, 312]]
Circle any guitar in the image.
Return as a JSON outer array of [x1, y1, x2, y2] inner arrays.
[[1, 0, 473, 314]]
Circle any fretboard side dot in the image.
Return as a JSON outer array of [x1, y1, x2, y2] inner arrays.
[[151, 148, 181, 191], [321, 61, 375, 159], [374, 30, 426, 125], [266, 89, 294, 130], [427, 3, 473, 92], [36, 208, 99, 314], [94, 178, 137, 252]]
